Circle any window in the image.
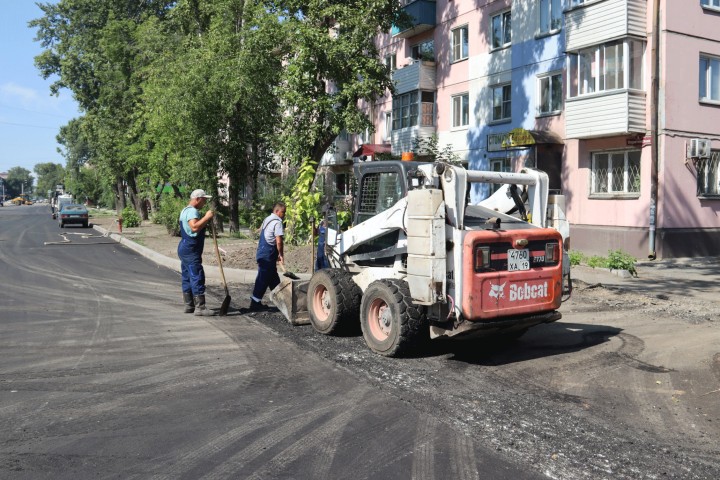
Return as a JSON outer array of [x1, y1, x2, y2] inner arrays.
[[392, 91, 435, 130], [700, 55, 720, 101], [568, 39, 645, 97], [492, 11, 511, 49], [696, 152, 720, 196], [490, 157, 511, 193], [702, 0, 720, 8], [591, 151, 641, 195], [384, 112, 392, 139], [451, 26, 469, 62], [538, 73, 563, 114], [491, 84, 511, 122], [452, 93, 470, 128], [540, 0, 562, 34], [384, 53, 397, 72], [411, 40, 435, 61]]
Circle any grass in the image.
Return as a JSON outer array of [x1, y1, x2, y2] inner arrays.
[[569, 249, 638, 276]]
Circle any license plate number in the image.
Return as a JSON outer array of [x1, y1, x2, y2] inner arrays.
[[508, 249, 530, 271]]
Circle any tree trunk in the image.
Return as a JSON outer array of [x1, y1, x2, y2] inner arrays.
[[115, 176, 126, 213]]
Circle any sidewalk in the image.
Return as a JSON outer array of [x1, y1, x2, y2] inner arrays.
[[93, 224, 719, 306], [570, 257, 720, 306]]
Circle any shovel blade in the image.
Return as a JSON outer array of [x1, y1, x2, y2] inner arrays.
[[219, 294, 231, 316], [271, 277, 310, 325]]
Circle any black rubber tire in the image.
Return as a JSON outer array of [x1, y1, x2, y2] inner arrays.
[[307, 269, 362, 335], [360, 279, 428, 357], [82, 221, 89, 228]]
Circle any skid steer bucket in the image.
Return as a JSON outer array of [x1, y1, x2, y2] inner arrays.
[[270, 277, 310, 325]]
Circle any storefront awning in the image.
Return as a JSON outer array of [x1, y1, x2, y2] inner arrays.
[[488, 128, 563, 151], [353, 143, 392, 158]]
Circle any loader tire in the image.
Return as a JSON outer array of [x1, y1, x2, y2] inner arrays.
[[360, 279, 428, 357], [307, 269, 362, 335]]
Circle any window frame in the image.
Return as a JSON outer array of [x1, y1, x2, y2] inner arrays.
[[491, 83, 512, 123], [537, 72, 563, 116], [451, 93, 470, 128], [411, 40, 435, 62], [699, 54, 720, 103], [590, 150, 642, 198], [491, 10, 512, 50], [567, 39, 645, 98], [392, 90, 435, 130], [696, 151, 720, 198], [384, 53, 397, 72], [451, 25, 469, 63], [539, 0, 562, 36], [702, 0, 720, 11]]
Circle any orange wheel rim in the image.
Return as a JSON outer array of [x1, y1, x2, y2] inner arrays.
[[312, 285, 331, 322], [367, 298, 391, 340]]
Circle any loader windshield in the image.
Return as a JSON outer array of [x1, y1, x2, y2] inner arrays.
[[356, 172, 403, 224]]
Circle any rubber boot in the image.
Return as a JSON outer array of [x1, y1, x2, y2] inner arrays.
[[183, 292, 195, 313], [194, 295, 214, 316]]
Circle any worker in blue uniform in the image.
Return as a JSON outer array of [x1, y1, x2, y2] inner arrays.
[[178, 189, 215, 316], [250, 202, 286, 311]]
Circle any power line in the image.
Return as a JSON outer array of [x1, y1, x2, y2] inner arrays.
[[0, 120, 61, 130]]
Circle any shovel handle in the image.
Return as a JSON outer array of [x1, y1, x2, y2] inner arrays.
[[210, 221, 229, 294]]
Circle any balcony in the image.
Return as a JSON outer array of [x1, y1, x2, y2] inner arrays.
[[392, 60, 436, 95], [391, 0, 436, 39], [565, 90, 646, 139], [565, 0, 647, 51]]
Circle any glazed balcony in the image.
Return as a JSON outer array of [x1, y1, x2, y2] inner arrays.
[[565, 90, 646, 139], [565, 0, 647, 51], [391, 0, 436, 39]]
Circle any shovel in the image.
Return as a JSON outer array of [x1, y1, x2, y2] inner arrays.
[[279, 261, 300, 280], [210, 221, 231, 316]]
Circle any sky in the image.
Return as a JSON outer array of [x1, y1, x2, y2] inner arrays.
[[0, 1, 80, 177]]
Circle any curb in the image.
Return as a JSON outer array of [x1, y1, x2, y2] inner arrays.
[[92, 224, 310, 284]]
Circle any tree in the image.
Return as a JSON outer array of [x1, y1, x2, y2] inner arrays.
[[34, 163, 66, 199], [31, 0, 176, 216], [270, 0, 407, 240], [5, 167, 34, 198], [140, 0, 284, 231]]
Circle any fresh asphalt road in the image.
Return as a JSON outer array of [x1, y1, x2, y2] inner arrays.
[[0, 204, 543, 479]]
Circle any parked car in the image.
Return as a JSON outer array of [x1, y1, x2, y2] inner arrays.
[[58, 204, 89, 228]]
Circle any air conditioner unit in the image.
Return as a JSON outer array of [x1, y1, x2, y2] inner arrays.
[[688, 139, 711, 159]]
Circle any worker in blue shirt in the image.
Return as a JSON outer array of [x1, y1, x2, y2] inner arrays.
[[178, 189, 215, 316], [250, 202, 286, 311]]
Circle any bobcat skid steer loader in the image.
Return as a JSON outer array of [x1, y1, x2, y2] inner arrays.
[[272, 160, 571, 357]]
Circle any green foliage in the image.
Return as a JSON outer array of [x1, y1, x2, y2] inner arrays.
[[121, 206, 141, 228], [34, 163, 65, 199], [152, 194, 187, 236], [568, 250, 585, 266], [607, 249, 637, 275], [283, 159, 322, 244], [586, 255, 608, 269], [412, 135, 463, 165], [584, 250, 637, 276], [4, 167, 33, 198]]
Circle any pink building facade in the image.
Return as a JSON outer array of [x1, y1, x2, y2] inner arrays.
[[329, 0, 720, 259]]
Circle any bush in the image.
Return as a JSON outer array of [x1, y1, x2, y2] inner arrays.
[[568, 250, 584, 266], [121, 206, 141, 228], [607, 249, 637, 276], [152, 195, 187, 236]]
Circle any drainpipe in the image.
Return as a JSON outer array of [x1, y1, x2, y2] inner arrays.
[[648, 0, 661, 260]]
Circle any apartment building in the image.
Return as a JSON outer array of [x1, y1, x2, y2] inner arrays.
[[322, 0, 720, 259]]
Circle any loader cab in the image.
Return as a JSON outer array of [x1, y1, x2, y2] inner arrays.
[[352, 160, 431, 225]]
